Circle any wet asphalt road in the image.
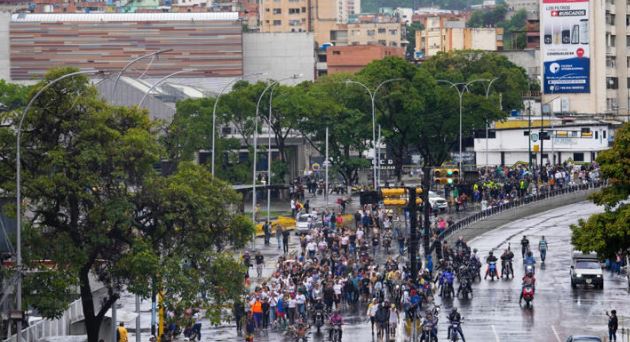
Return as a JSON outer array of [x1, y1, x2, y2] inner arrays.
[[206, 201, 630, 342]]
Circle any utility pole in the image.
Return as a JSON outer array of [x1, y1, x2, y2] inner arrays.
[[408, 186, 419, 283], [422, 167, 432, 256]]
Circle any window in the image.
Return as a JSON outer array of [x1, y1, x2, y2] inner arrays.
[[332, 50, 341, 55], [302, 6, 306, 12], [607, 77, 618, 89], [595, 131, 599, 139], [378, 28, 386, 33], [573, 152, 584, 162], [367, 29, 375, 36], [390, 42, 398, 47], [272, 8, 281, 14], [627, 15, 630, 26], [389, 29, 398, 35], [627, 35, 630, 47], [289, 8, 300, 14], [581, 127, 591, 134], [265, 8, 269, 11], [606, 13, 615, 25], [289, 19, 301, 26], [607, 98, 618, 110], [606, 56, 616, 68], [273, 20, 282, 26], [604, 130, 607, 139], [378, 40, 387, 45]]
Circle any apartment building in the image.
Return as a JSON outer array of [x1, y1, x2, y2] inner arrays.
[[416, 19, 504, 58], [538, 0, 630, 117], [260, 0, 309, 32], [326, 45, 404, 74], [344, 22, 403, 47]]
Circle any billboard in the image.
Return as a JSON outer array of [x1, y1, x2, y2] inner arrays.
[[541, 0, 590, 93]]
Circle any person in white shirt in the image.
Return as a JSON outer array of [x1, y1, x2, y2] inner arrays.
[[295, 292, 307, 319], [287, 295, 297, 325], [307, 241, 317, 259], [333, 280, 343, 309]]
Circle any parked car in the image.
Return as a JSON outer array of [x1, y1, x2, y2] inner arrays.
[[428, 191, 448, 212], [565, 336, 602, 342], [570, 251, 604, 289], [295, 213, 318, 235]]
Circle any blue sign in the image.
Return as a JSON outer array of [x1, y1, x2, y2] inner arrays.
[[543, 55, 590, 93]]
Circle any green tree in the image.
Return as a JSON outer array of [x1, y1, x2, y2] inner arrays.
[[571, 122, 630, 258], [299, 75, 372, 188], [0, 68, 253, 342]]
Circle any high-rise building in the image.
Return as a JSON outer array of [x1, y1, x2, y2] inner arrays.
[[539, 0, 629, 117]]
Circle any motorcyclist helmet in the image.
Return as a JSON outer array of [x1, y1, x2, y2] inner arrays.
[[527, 271, 533, 277], [473, 249, 478, 253], [489, 251, 493, 256]]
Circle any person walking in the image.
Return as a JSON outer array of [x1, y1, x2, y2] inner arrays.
[[607, 310, 618, 342], [233, 300, 245, 336], [116, 322, 128, 342], [282, 228, 290, 254], [538, 236, 548, 264], [275, 225, 283, 250], [263, 221, 271, 246]]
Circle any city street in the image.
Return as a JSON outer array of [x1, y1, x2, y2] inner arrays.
[[200, 201, 629, 342]]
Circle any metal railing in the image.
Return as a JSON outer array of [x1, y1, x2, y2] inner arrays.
[[4, 299, 83, 342], [441, 181, 604, 239]]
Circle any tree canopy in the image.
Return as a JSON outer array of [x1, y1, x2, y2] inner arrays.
[[571, 122, 630, 258], [0, 68, 253, 342]]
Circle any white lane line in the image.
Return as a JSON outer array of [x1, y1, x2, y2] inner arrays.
[[551, 325, 562, 342], [491, 324, 500, 342]]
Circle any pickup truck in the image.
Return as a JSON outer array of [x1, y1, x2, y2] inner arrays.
[[570, 252, 604, 289]]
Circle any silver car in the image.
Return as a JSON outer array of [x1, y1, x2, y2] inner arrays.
[[429, 191, 448, 212]]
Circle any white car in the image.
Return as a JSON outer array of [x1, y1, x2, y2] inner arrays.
[[295, 213, 318, 235], [429, 191, 448, 212], [570, 251, 603, 289]]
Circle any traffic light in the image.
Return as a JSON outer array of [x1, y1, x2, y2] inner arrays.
[[380, 188, 423, 207], [433, 168, 459, 185]]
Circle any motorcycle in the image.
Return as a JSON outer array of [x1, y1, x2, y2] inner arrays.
[[525, 263, 535, 276], [313, 310, 325, 333], [330, 323, 342, 342], [448, 319, 464, 342], [287, 323, 311, 341], [486, 262, 498, 281], [521, 284, 535, 307], [420, 318, 438, 342], [441, 280, 455, 299], [458, 277, 473, 299]]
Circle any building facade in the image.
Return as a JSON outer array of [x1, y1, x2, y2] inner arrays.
[[8, 12, 243, 80], [259, 0, 309, 33], [416, 25, 504, 58], [243, 32, 315, 81], [474, 117, 614, 166], [325, 45, 404, 74]]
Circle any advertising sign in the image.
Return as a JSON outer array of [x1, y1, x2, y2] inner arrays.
[[541, 0, 590, 93]]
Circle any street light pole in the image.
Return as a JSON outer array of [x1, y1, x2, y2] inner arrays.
[[112, 49, 172, 98], [211, 73, 264, 176], [15, 70, 103, 342], [345, 78, 403, 189], [252, 75, 301, 248], [437, 79, 489, 176], [138, 69, 192, 107], [482, 78, 499, 168]]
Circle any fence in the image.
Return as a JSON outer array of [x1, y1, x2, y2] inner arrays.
[[4, 298, 83, 342], [441, 181, 604, 239]]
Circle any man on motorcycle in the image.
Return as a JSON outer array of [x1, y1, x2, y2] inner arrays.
[[484, 251, 498, 280], [519, 271, 536, 304], [421, 310, 439, 341], [438, 267, 455, 297], [500, 248, 514, 278], [329, 309, 343, 340], [520, 235, 530, 258], [447, 308, 466, 342], [524, 251, 536, 274]]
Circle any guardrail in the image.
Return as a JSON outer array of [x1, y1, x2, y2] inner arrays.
[[4, 298, 83, 342], [441, 181, 604, 239]]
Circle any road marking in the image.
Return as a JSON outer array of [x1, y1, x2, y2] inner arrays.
[[491, 324, 500, 342], [551, 325, 562, 342]]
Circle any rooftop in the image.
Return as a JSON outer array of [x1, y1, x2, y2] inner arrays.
[[11, 12, 239, 22]]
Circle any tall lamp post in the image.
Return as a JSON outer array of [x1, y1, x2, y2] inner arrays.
[[15, 70, 104, 342], [252, 75, 301, 248], [210, 73, 264, 175], [112, 49, 172, 98], [437, 78, 489, 176], [481, 78, 499, 167], [345, 78, 403, 189], [138, 69, 193, 107]]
